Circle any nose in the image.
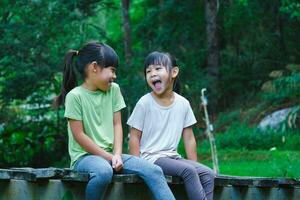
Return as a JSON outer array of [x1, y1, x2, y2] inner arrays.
[[150, 70, 157, 77], [112, 72, 117, 79]]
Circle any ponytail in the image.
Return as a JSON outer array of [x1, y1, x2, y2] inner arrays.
[[173, 77, 181, 94], [53, 41, 119, 109], [53, 50, 78, 108]]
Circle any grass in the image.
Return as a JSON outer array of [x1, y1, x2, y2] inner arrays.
[[197, 149, 300, 178], [56, 138, 300, 178]]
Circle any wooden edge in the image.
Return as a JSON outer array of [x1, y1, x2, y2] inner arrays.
[[1, 168, 300, 187], [0, 169, 37, 181]]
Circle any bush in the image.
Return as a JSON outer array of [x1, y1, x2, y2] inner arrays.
[[214, 123, 300, 150], [0, 107, 68, 167]]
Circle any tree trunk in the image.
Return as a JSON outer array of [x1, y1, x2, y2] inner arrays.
[[205, 0, 219, 81], [121, 0, 133, 67], [275, 0, 287, 63]]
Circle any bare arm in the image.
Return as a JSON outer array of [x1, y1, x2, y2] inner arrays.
[[129, 127, 142, 157], [182, 126, 198, 161], [113, 111, 123, 155], [111, 111, 124, 171], [69, 119, 113, 161]]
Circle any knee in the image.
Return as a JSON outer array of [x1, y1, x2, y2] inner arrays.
[[142, 164, 165, 179], [148, 164, 164, 177], [207, 169, 216, 180], [202, 168, 216, 185], [153, 164, 164, 174], [182, 165, 198, 179], [90, 167, 113, 185]]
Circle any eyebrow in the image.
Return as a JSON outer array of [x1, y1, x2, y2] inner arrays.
[[147, 64, 163, 69]]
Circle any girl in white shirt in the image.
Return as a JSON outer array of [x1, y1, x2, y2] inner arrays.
[[128, 51, 215, 200]]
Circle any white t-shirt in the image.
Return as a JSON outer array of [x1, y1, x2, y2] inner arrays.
[[127, 92, 197, 163]]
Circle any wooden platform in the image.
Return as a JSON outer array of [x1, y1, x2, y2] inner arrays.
[[0, 168, 299, 200]]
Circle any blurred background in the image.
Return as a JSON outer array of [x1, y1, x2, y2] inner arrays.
[[0, 0, 299, 177]]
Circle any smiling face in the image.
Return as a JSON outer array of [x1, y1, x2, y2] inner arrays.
[[96, 66, 116, 91], [88, 62, 117, 91], [145, 64, 178, 96]]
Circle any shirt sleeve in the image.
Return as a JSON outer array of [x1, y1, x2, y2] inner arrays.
[[127, 103, 145, 131], [184, 101, 197, 128], [112, 84, 126, 112], [64, 92, 82, 121]]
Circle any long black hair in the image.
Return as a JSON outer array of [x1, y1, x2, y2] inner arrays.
[[54, 41, 119, 108], [144, 51, 181, 94]]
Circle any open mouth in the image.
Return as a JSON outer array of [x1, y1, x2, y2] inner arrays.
[[107, 80, 114, 87], [152, 80, 162, 90]]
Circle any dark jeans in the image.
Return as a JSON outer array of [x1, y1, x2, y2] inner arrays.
[[155, 157, 215, 200]]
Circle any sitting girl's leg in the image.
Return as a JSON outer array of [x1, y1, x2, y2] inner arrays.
[[180, 159, 216, 200], [155, 157, 207, 200], [121, 154, 175, 200], [74, 155, 113, 200]]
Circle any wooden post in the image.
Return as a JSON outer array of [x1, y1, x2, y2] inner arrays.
[[201, 88, 220, 174]]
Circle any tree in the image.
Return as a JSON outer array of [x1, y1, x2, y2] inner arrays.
[[205, 0, 220, 107], [121, 0, 133, 67], [0, 0, 112, 167]]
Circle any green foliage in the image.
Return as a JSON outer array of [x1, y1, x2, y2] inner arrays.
[[211, 123, 300, 150], [199, 149, 300, 178], [0, 121, 67, 167], [1, 0, 300, 167], [281, 0, 300, 20], [0, 0, 116, 167], [262, 69, 300, 102], [213, 109, 241, 130]]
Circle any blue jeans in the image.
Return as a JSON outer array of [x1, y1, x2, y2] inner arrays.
[[74, 154, 175, 200]]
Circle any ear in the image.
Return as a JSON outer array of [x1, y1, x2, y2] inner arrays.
[[89, 61, 98, 72], [171, 66, 179, 78]]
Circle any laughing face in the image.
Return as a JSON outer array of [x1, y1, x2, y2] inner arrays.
[[145, 64, 178, 96], [92, 65, 117, 91]]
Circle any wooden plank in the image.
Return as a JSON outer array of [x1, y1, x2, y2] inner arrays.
[[165, 175, 182, 184], [112, 174, 141, 183], [1, 168, 300, 188], [0, 169, 12, 180], [253, 178, 279, 187], [278, 178, 300, 187], [215, 175, 290, 187], [11, 167, 64, 179], [0, 168, 36, 181], [61, 169, 89, 182], [215, 175, 254, 186], [63, 169, 183, 184]]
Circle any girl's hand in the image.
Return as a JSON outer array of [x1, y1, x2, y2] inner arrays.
[[112, 154, 123, 171]]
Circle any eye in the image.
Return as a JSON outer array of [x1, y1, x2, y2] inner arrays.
[[156, 67, 162, 70], [146, 69, 151, 74], [111, 68, 116, 73]]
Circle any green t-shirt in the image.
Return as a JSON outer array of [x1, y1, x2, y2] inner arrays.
[[64, 82, 126, 167]]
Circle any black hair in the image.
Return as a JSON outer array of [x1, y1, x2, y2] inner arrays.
[[54, 41, 119, 108], [144, 51, 181, 93]]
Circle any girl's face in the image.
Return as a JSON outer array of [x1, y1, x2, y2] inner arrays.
[[145, 64, 178, 96], [89, 63, 117, 91]]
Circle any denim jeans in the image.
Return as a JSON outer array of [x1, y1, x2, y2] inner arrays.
[[155, 157, 215, 200], [74, 154, 175, 200]]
